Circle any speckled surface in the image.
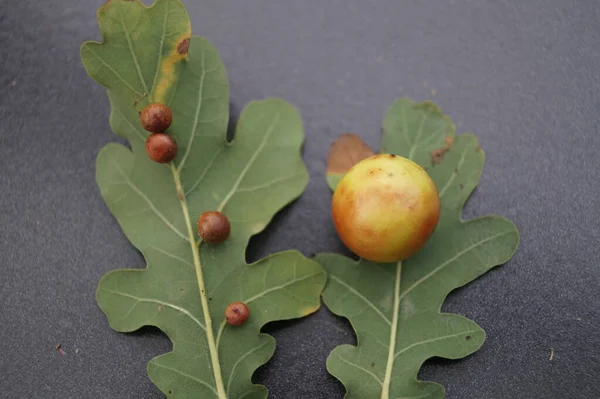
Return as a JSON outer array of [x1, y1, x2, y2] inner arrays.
[[1, 0, 600, 398]]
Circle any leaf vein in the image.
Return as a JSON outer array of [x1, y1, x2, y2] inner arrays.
[[329, 275, 392, 327], [394, 329, 480, 360], [399, 230, 514, 301], [114, 106, 147, 143], [216, 108, 283, 213], [119, 13, 149, 93], [407, 113, 427, 160], [337, 356, 383, 386], [112, 162, 188, 242], [177, 49, 208, 172], [100, 288, 206, 331], [148, 245, 194, 269], [184, 147, 225, 197], [225, 340, 271, 395], [151, 362, 218, 396], [243, 271, 320, 305], [236, 172, 304, 193], [84, 47, 141, 95], [438, 145, 470, 198]]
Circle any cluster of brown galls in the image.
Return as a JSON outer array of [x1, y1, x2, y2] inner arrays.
[[140, 103, 250, 327]]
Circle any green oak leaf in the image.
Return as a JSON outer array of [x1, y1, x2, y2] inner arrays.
[[317, 99, 519, 399], [81, 1, 326, 398]]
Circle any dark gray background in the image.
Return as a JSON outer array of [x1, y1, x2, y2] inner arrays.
[[1, 0, 599, 398]]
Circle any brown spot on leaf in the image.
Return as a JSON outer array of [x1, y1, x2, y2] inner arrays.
[[177, 38, 190, 55], [430, 148, 448, 164], [459, 184, 464, 189], [431, 136, 454, 165], [371, 362, 375, 368], [466, 335, 471, 340], [476, 146, 482, 152], [327, 133, 376, 175], [158, 305, 163, 312], [389, 153, 397, 158]]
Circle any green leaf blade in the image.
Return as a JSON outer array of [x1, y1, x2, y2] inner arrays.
[[381, 98, 455, 165], [318, 99, 519, 398]]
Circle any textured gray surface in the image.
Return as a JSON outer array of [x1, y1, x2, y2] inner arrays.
[[1, 0, 600, 398]]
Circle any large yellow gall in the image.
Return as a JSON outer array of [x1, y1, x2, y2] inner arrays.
[[332, 154, 440, 263]]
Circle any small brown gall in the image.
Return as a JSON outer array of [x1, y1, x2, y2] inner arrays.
[[140, 103, 173, 132], [225, 302, 250, 326], [145, 133, 177, 163], [197, 211, 231, 243]]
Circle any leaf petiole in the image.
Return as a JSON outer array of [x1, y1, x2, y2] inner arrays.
[[170, 163, 227, 399]]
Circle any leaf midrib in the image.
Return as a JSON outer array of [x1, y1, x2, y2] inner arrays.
[[170, 164, 227, 399], [163, 106, 284, 397], [380, 261, 402, 399]]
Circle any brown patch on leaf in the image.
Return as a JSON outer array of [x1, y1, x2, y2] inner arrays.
[[327, 133, 375, 175], [466, 335, 471, 341], [430, 148, 449, 164], [431, 135, 454, 165], [459, 184, 464, 189], [177, 38, 191, 55]]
